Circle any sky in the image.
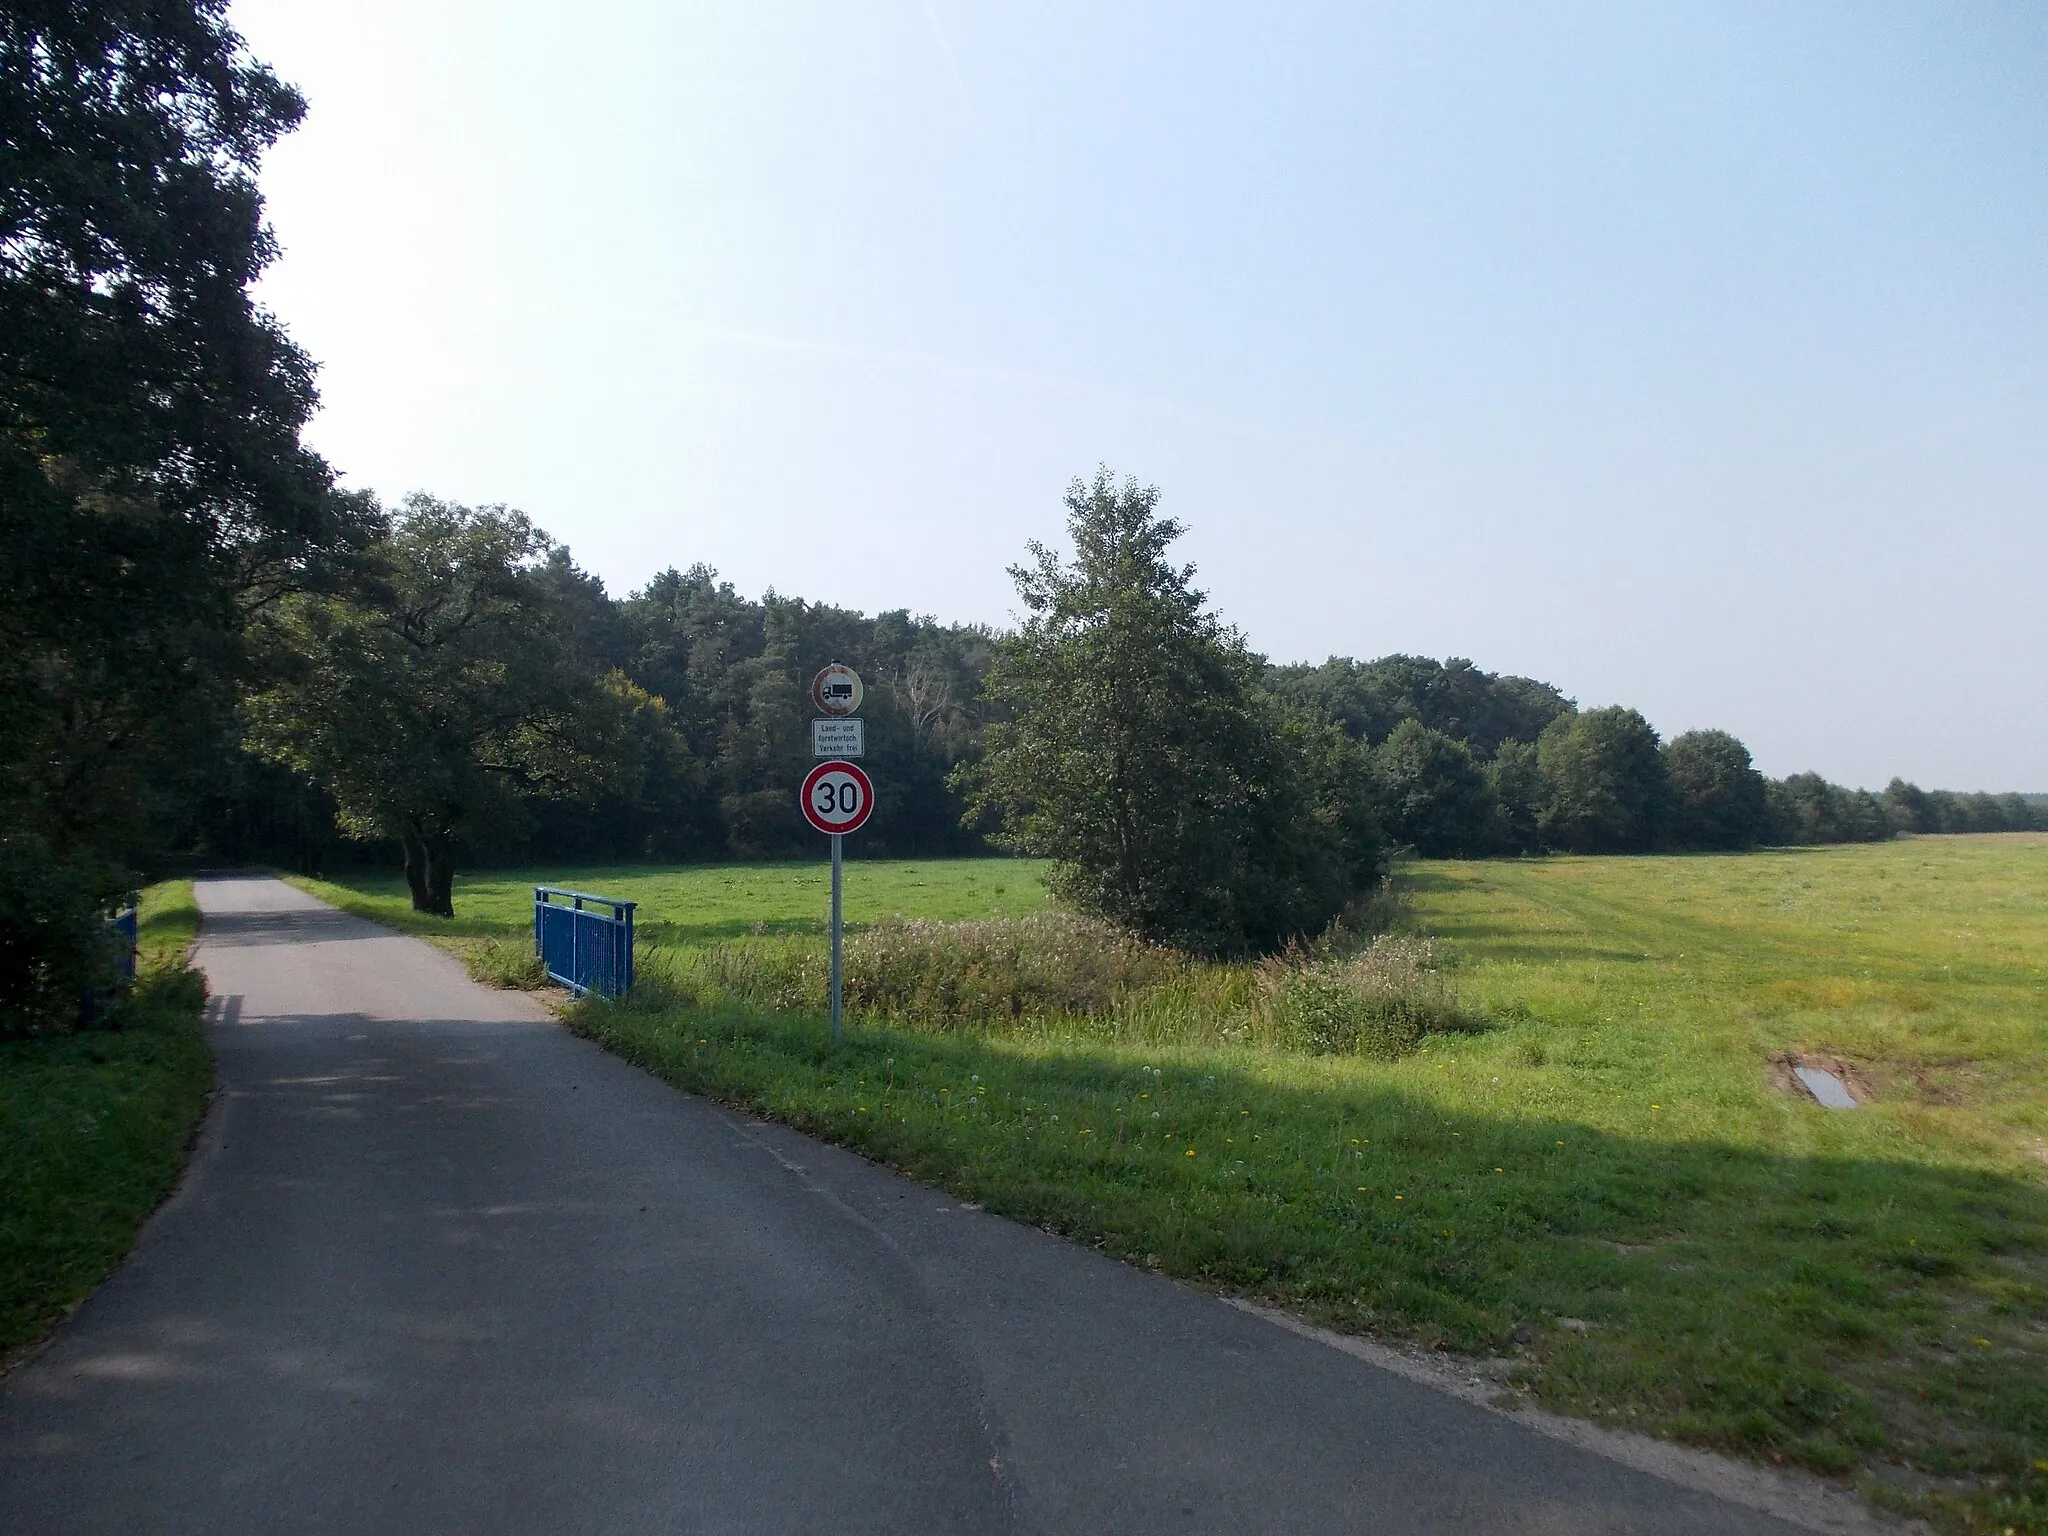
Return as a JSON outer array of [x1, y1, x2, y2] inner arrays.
[[230, 0, 2047, 791]]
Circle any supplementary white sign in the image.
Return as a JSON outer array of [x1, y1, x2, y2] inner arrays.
[[812, 718, 865, 758]]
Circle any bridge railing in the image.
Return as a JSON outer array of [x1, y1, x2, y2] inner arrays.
[[110, 903, 137, 983], [79, 900, 139, 1028], [533, 887, 635, 998]]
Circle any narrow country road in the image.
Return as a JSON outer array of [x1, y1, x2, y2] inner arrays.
[[0, 877, 1822, 1534]]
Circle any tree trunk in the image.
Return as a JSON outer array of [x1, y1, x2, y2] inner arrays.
[[423, 830, 457, 918], [399, 825, 433, 912]]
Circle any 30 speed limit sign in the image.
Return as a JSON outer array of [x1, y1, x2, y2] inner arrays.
[[799, 760, 873, 836]]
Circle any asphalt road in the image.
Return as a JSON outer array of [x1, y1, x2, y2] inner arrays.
[[0, 877, 1816, 1534]]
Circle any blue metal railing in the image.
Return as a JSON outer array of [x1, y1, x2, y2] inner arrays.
[[79, 901, 139, 1027], [533, 887, 635, 998], [110, 903, 137, 983]]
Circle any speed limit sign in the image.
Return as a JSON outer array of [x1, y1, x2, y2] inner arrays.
[[800, 759, 874, 836]]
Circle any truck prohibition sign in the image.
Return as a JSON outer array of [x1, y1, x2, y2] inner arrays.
[[800, 760, 874, 835]]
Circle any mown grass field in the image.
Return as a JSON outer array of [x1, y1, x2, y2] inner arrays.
[[0, 882, 211, 1363], [298, 857, 1049, 946], [302, 837, 2048, 1531]]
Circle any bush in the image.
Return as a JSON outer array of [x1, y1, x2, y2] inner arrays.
[[633, 912, 1472, 1058], [0, 838, 128, 1039], [845, 914, 1182, 1024], [1272, 938, 1469, 1058], [677, 914, 1184, 1027]]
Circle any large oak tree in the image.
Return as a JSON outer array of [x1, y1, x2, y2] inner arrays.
[[246, 497, 680, 916], [2, 2, 359, 866]]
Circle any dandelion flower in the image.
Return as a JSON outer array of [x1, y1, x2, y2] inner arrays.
[[1185, 1148, 1196, 1157]]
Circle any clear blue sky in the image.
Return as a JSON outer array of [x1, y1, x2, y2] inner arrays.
[[233, 0, 2046, 790]]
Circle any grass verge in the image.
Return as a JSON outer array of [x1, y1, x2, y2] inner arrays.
[[0, 881, 211, 1363]]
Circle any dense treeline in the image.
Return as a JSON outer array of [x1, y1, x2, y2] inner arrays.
[[182, 499, 2045, 882], [1268, 657, 2047, 854], [189, 494, 2043, 900], [193, 506, 1002, 881]]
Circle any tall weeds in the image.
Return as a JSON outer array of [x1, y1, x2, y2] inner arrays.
[[629, 909, 1473, 1057]]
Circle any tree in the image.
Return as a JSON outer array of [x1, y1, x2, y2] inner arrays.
[[1373, 720, 1498, 856], [2, 0, 356, 887], [961, 468, 1380, 956], [1486, 739, 1544, 853], [1664, 729, 1770, 849], [1266, 654, 1572, 754], [1882, 778, 1934, 834], [246, 497, 675, 914], [613, 566, 997, 859], [1537, 707, 1669, 853], [1768, 774, 1894, 846]]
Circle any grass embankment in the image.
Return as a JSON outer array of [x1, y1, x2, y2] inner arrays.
[[0, 881, 211, 1362], [304, 840, 2048, 1532]]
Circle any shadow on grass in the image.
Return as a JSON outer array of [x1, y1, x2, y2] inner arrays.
[[571, 993, 2048, 1513]]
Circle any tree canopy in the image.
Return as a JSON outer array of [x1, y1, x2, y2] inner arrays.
[[1536, 707, 1670, 854], [1665, 729, 1771, 849], [246, 497, 669, 914], [1372, 720, 1497, 857], [1, 0, 360, 880], [960, 469, 1380, 956]]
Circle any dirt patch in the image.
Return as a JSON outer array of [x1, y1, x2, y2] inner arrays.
[[1769, 1050, 1876, 1105]]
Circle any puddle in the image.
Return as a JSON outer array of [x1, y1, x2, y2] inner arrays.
[[1792, 1065, 1859, 1110], [1768, 1050, 1871, 1108]]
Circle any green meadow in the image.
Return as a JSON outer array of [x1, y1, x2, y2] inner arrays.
[[298, 856, 1050, 945], [300, 835, 2048, 1531]]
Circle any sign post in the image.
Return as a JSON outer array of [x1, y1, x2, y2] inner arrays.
[[800, 759, 872, 1038], [803, 665, 873, 1042], [830, 830, 843, 1039]]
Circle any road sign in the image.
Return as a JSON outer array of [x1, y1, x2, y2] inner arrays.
[[811, 663, 863, 717], [811, 718, 865, 758], [800, 759, 874, 836]]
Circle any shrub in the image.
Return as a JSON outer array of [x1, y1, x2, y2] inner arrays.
[[0, 838, 128, 1039], [844, 914, 1182, 1024], [1271, 937, 1470, 1058], [680, 914, 1183, 1027], [630, 913, 1474, 1057]]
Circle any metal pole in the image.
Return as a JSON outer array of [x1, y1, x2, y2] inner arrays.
[[829, 832, 844, 1043]]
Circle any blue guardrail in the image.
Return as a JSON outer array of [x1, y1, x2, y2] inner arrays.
[[110, 904, 137, 983], [534, 888, 636, 998]]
